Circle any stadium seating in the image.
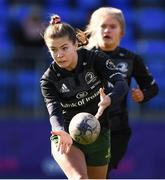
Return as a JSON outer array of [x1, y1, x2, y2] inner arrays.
[[136, 39, 165, 57], [134, 8, 165, 37], [15, 70, 41, 108], [0, 70, 13, 106]]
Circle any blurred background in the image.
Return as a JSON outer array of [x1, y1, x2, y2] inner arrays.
[[0, 0, 165, 178]]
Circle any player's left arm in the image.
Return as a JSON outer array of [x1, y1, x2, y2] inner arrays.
[[95, 88, 111, 119], [132, 55, 159, 103], [94, 51, 129, 106]]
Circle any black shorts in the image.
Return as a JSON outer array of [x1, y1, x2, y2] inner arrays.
[[109, 128, 132, 169]]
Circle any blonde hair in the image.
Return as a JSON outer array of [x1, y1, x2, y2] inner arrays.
[[85, 7, 125, 48]]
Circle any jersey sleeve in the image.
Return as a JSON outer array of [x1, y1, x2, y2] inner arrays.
[[93, 51, 129, 105], [132, 55, 159, 102], [40, 72, 64, 131]]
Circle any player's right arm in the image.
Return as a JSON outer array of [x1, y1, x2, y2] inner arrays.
[[40, 72, 73, 154], [51, 130, 73, 154]]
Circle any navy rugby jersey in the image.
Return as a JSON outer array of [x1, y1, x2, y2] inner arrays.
[[93, 47, 159, 130], [40, 48, 128, 132]]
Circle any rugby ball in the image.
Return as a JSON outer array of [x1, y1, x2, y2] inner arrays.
[[69, 112, 101, 144]]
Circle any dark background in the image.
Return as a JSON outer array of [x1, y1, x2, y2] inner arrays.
[[0, 0, 165, 178]]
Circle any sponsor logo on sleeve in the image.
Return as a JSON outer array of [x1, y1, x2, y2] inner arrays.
[[116, 62, 128, 73]]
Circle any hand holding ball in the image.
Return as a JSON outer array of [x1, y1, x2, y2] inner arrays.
[[69, 112, 101, 145]]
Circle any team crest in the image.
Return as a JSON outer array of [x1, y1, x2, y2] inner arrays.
[[106, 59, 116, 70], [85, 72, 97, 84]]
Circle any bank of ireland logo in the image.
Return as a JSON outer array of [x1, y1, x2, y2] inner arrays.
[[85, 72, 97, 84], [76, 91, 88, 99], [106, 59, 116, 70]]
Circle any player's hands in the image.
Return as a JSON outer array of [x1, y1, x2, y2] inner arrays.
[[51, 130, 73, 154], [95, 88, 111, 119], [131, 87, 144, 102]]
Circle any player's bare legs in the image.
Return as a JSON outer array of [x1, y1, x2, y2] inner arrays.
[[87, 165, 108, 179], [51, 142, 88, 179]]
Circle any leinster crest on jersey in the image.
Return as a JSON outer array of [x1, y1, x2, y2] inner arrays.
[[85, 72, 97, 84], [106, 59, 116, 70]]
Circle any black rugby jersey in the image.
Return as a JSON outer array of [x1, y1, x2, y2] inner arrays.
[[93, 46, 159, 130], [40, 48, 128, 132]]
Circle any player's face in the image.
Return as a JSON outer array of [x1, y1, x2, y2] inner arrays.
[[96, 15, 123, 51], [46, 36, 78, 71]]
